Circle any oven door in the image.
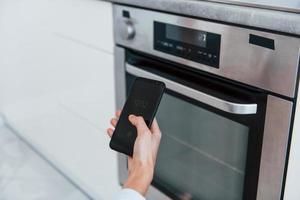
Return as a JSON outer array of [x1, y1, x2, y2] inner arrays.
[[121, 51, 268, 200]]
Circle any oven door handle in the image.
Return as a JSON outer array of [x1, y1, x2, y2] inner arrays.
[[126, 63, 257, 115]]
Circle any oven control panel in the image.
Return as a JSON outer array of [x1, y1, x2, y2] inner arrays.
[[154, 22, 221, 68]]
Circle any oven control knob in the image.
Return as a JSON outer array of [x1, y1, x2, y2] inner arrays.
[[122, 20, 135, 40]]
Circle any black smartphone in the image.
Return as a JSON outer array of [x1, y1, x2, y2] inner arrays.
[[109, 77, 166, 156]]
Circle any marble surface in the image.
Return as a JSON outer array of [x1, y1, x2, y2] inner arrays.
[[0, 126, 90, 200], [199, 0, 300, 12], [109, 0, 300, 35]]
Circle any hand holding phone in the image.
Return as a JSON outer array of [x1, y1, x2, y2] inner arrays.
[[109, 77, 165, 156]]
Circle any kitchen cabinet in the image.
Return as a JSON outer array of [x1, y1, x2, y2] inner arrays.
[[5, 99, 120, 200], [46, 0, 114, 54], [3, 47, 119, 200], [0, 0, 114, 108], [0, 0, 119, 199]]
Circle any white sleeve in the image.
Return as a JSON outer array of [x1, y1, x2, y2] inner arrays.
[[114, 188, 146, 200]]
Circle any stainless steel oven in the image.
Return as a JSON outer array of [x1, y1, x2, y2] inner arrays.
[[113, 4, 300, 200]]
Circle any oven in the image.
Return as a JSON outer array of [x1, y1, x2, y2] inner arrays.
[[113, 5, 300, 200]]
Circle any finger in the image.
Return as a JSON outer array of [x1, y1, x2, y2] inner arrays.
[[150, 118, 161, 140], [150, 118, 160, 133], [110, 118, 118, 127], [106, 128, 114, 138], [128, 115, 149, 135], [116, 110, 122, 118]]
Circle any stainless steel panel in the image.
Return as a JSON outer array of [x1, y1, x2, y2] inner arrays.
[[114, 9, 297, 198], [114, 5, 300, 98], [114, 47, 126, 110], [126, 63, 258, 115], [114, 47, 128, 184], [257, 96, 293, 200]]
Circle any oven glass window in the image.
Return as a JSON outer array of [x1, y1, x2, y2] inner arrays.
[[155, 93, 249, 200]]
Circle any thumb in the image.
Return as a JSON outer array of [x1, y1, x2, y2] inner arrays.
[[128, 115, 149, 136]]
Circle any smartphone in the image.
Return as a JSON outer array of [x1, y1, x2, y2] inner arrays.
[[109, 77, 166, 156]]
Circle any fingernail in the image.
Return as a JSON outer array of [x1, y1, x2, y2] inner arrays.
[[128, 115, 135, 120]]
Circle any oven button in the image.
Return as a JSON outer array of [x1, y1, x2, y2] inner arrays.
[[212, 55, 218, 64], [176, 45, 184, 51], [121, 19, 135, 40]]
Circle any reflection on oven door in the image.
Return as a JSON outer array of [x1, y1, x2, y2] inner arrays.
[[155, 93, 249, 200]]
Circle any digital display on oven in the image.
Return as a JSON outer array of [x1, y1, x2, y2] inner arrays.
[[166, 24, 207, 48], [154, 22, 221, 68]]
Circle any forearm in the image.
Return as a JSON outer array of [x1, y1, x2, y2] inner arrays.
[[123, 165, 154, 196]]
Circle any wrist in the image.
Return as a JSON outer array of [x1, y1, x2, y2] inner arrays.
[[124, 165, 154, 196]]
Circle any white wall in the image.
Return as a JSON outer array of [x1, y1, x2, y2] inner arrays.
[[284, 90, 300, 200], [0, 0, 120, 199]]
